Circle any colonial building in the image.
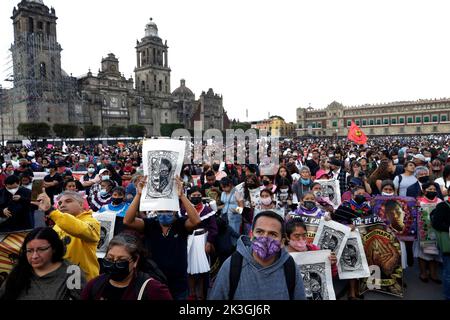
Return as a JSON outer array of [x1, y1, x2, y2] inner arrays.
[[1, 0, 230, 139], [251, 115, 296, 137], [297, 99, 450, 137], [1, 0, 78, 140]]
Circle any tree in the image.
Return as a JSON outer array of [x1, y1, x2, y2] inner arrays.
[[231, 122, 251, 131], [17, 122, 50, 141], [83, 125, 102, 139], [108, 125, 126, 137], [127, 124, 147, 138], [52, 123, 79, 139], [160, 123, 184, 137]]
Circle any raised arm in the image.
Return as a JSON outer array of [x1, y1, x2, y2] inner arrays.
[[176, 176, 201, 231], [123, 176, 146, 232]]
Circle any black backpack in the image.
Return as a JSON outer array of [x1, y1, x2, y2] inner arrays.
[[228, 251, 296, 300]]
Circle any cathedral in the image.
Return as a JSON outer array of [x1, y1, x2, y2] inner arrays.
[[0, 0, 230, 140]]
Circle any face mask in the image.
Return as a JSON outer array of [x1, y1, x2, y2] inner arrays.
[[354, 195, 366, 205], [425, 157, 431, 163], [100, 189, 108, 196], [301, 178, 310, 186], [88, 168, 95, 173], [79, 159, 86, 164], [251, 236, 281, 261], [7, 187, 19, 195], [313, 191, 322, 197], [382, 192, 394, 196], [102, 175, 110, 181], [111, 198, 124, 205], [246, 183, 257, 189], [328, 154, 334, 158], [261, 197, 273, 206], [158, 213, 174, 226], [425, 191, 437, 200], [190, 196, 202, 206], [303, 201, 316, 210], [97, 162, 102, 167], [45, 168, 50, 174], [290, 239, 308, 252], [262, 180, 270, 186], [393, 159, 399, 164], [418, 176, 429, 184], [102, 259, 131, 282], [23, 183, 32, 190]]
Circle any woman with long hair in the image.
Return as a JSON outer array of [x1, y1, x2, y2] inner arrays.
[[0, 227, 85, 300], [368, 159, 395, 195]]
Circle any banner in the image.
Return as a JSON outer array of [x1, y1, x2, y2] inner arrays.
[[290, 250, 336, 300], [418, 203, 439, 255], [0, 231, 29, 288], [371, 196, 418, 241], [140, 139, 186, 212], [290, 215, 323, 244], [355, 217, 403, 298]]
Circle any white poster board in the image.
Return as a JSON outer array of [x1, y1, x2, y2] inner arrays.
[[337, 230, 370, 279], [140, 139, 185, 212], [290, 250, 336, 300], [314, 179, 341, 208], [313, 219, 351, 260], [93, 211, 116, 259]]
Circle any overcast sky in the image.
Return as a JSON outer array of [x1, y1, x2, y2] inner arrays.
[[1, 0, 450, 123]]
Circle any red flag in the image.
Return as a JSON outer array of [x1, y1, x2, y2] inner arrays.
[[347, 121, 367, 145]]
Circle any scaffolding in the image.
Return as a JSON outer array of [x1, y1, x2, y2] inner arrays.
[[0, 31, 84, 140]]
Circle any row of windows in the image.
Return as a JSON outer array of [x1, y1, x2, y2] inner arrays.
[[347, 114, 448, 127], [306, 126, 441, 136], [304, 114, 448, 129]]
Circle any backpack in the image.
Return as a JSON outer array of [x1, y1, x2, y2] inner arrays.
[[228, 251, 296, 300], [396, 174, 403, 196]]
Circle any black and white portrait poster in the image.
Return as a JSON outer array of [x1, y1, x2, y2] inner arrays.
[[93, 211, 116, 259], [140, 139, 186, 212], [290, 250, 336, 300], [313, 219, 351, 260], [337, 230, 370, 280], [314, 179, 341, 209]]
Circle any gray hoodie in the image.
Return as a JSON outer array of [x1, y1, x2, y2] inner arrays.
[[208, 236, 306, 300]]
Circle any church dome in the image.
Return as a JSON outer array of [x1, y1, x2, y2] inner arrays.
[[172, 79, 194, 98], [145, 18, 159, 37]]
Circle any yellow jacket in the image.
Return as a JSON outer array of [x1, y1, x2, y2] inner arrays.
[[49, 209, 100, 281]]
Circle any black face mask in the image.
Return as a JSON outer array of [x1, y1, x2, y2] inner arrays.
[[418, 176, 430, 184], [212, 164, 220, 172], [303, 201, 316, 210], [262, 180, 270, 186], [425, 191, 438, 200], [111, 198, 124, 205], [190, 196, 202, 205], [102, 259, 131, 281], [354, 195, 366, 205]]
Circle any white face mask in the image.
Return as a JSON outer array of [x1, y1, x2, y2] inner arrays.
[[7, 187, 19, 195], [425, 157, 431, 163], [79, 159, 86, 163], [261, 197, 273, 206], [23, 184, 32, 190], [101, 175, 110, 181], [382, 192, 394, 196], [97, 162, 102, 167], [88, 168, 96, 173], [393, 159, 399, 164]]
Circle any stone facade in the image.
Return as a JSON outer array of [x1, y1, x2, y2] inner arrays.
[[297, 99, 450, 137], [1, 0, 77, 139], [251, 116, 296, 137], [0, 1, 231, 139]]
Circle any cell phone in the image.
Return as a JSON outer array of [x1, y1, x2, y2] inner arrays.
[[31, 179, 44, 201]]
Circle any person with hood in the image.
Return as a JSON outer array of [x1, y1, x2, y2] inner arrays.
[[292, 166, 313, 202], [208, 210, 306, 300]]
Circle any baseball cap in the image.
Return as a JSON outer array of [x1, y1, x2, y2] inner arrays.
[[99, 168, 110, 175], [413, 154, 426, 162]]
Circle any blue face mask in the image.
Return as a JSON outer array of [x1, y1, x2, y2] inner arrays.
[[301, 178, 310, 186], [158, 213, 174, 226]]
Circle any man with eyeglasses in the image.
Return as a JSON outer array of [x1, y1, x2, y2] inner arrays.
[[33, 190, 100, 281]]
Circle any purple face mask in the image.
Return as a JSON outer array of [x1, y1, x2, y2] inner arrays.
[[251, 236, 281, 261]]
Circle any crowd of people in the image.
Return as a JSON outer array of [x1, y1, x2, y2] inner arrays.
[[0, 135, 449, 300]]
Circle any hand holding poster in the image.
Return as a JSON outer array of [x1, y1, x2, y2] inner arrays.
[[290, 250, 336, 300], [313, 219, 351, 260], [140, 139, 186, 212], [337, 230, 370, 280], [418, 203, 439, 255]]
